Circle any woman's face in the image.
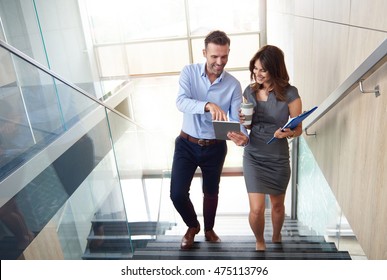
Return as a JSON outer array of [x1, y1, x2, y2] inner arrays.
[[253, 59, 271, 85]]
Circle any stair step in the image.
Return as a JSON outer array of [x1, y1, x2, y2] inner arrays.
[[82, 249, 133, 260], [90, 220, 129, 236], [83, 221, 176, 258], [132, 249, 351, 260], [156, 235, 327, 243], [128, 221, 176, 235], [88, 221, 175, 237], [131, 234, 351, 260], [142, 241, 339, 252], [83, 219, 352, 260], [87, 235, 132, 252]]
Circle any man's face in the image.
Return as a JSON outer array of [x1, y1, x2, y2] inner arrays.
[[203, 42, 230, 77]]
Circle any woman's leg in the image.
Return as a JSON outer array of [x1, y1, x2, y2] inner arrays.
[[269, 193, 286, 242], [248, 193, 266, 250]]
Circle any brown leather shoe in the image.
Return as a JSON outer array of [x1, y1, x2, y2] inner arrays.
[[181, 224, 200, 249], [205, 229, 221, 242]]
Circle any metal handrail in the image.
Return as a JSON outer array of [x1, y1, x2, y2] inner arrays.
[[303, 39, 387, 135], [290, 39, 386, 219]]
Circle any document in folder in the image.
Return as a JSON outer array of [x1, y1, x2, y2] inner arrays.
[[267, 106, 318, 144]]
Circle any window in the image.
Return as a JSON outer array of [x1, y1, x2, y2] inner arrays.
[[82, 0, 263, 78]]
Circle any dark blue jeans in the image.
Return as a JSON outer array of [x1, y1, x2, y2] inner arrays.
[[170, 136, 227, 231]]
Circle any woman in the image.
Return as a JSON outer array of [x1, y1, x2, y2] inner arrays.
[[239, 45, 302, 251]]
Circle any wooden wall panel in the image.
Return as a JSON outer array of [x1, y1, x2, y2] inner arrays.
[[21, 222, 64, 260], [268, 0, 387, 259]]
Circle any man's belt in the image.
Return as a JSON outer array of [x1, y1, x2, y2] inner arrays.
[[180, 131, 220, 146]]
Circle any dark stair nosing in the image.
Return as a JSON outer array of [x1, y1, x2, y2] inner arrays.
[[132, 250, 351, 260], [87, 234, 131, 240], [141, 241, 339, 251], [82, 249, 133, 260], [155, 235, 327, 243]]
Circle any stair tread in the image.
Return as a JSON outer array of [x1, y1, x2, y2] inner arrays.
[[83, 249, 133, 260], [155, 235, 326, 243], [87, 234, 131, 240], [141, 241, 339, 250], [83, 220, 352, 260], [132, 250, 351, 260]]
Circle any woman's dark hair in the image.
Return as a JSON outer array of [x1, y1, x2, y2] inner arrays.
[[249, 45, 290, 101], [204, 30, 230, 49]]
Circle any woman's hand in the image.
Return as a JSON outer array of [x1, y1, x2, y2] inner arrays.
[[238, 109, 252, 129], [273, 127, 297, 139]]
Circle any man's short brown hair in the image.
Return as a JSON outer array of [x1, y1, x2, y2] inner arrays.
[[204, 30, 230, 49]]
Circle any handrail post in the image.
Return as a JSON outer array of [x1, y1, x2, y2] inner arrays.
[[358, 79, 380, 97]]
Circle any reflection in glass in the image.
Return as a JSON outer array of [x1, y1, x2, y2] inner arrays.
[[0, 46, 98, 180]]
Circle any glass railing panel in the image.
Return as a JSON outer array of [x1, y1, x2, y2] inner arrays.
[[297, 136, 366, 258], [106, 108, 178, 240], [106, 109, 143, 223], [0, 45, 99, 181], [297, 136, 343, 235], [0, 42, 136, 258], [53, 108, 132, 259], [0, 133, 95, 259], [53, 81, 99, 129], [54, 108, 128, 259], [0, 82, 36, 180], [106, 109, 158, 242], [2, 105, 136, 259]]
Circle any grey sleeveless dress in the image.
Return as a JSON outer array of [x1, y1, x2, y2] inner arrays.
[[243, 85, 300, 195]]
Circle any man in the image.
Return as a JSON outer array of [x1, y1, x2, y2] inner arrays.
[[170, 30, 249, 250]]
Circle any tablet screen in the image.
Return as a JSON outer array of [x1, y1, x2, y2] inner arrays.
[[212, 121, 240, 140]]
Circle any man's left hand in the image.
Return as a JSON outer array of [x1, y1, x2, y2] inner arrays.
[[227, 131, 249, 147]]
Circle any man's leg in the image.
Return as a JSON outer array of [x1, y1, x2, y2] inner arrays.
[[200, 141, 227, 240], [170, 137, 199, 228]]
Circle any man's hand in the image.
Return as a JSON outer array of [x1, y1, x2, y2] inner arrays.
[[227, 131, 249, 147], [205, 102, 228, 121]]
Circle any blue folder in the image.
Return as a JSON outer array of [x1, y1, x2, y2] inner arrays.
[[267, 106, 318, 144]]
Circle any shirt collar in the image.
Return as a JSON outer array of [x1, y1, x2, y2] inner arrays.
[[200, 63, 225, 82]]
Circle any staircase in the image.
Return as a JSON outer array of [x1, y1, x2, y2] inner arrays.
[[132, 235, 351, 260], [132, 215, 352, 260], [82, 212, 351, 260], [82, 219, 175, 260]]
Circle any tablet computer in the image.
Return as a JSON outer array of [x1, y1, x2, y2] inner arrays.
[[212, 121, 240, 140]]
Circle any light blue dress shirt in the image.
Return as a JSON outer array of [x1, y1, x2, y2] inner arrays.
[[176, 63, 247, 139]]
